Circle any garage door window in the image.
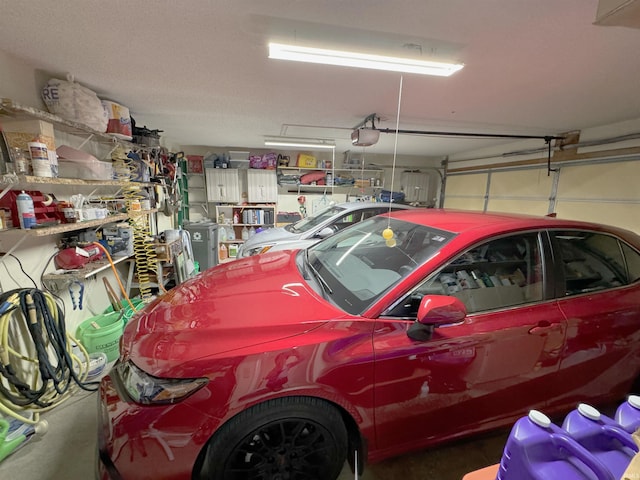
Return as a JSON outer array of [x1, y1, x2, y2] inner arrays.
[[552, 231, 629, 296]]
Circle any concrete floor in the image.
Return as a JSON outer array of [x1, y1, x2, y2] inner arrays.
[[0, 390, 508, 480]]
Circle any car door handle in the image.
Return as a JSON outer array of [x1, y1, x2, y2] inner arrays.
[[528, 321, 560, 335]]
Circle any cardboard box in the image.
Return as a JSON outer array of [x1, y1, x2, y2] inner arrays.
[[297, 153, 317, 168], [186, 155, 203, 174], [1, 119, 56, 152]]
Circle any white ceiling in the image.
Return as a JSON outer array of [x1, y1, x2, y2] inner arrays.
[[1, 0, 640, 159]]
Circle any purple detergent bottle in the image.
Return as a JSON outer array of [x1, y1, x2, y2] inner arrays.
[[497, 410, 615, 480], [615, 395, 640, 434], [562, 403, 637, 480]]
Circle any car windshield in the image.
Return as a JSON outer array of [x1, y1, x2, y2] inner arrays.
[[303, 216, 456, 315], [285, 205, 346, 234]]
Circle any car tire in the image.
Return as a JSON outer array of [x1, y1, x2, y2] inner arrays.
[[199, 396, 348, 480]]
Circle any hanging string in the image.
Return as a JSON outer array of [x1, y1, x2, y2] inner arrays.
[[382, 75, 404, 248], [387, 75, 404, 222], [359, 144, 366, 195]]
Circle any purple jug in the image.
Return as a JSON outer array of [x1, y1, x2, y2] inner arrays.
[[562, 403, 637, 480], [497, 410, 615, 480], [615, 395, 640, 434]]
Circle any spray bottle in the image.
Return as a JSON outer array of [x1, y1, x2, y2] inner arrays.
[[0, 417, 48, 463], [16, 191, 36, 229]]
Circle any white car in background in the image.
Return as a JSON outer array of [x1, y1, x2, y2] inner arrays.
[[237, 201, 414, 257]]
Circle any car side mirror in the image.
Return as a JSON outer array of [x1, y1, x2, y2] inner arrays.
[[316, 227, 335, 239], [407, 295, 467, 341]]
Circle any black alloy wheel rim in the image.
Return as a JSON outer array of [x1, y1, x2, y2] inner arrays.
[[224, 417, 339, 479]]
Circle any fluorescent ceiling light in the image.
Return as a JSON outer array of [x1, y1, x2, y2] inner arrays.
[[269, 42, 464, 77], [264, 137, 336, 150]]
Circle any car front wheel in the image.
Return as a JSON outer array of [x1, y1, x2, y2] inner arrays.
[[199, 396, 348, 480]]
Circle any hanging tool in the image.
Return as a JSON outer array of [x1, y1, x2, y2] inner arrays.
[[68, 281, 84, 310]]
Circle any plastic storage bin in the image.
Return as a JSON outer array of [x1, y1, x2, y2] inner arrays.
[[56, 145, 113, 180]]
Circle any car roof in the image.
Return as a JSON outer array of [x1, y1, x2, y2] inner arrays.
[[332, 201, 414, 212], [387, 208, 629, 237]]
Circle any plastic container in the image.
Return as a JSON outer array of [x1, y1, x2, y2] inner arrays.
[[56, 145, 113, 180], [75, 311, 125, 363], [562, 403, 637, 479], [225, 224, 235, 241], [27, 141, 52, 178], [616, 395, 640, 433], [16, 191, 36, 229], [497, 410, 615, 480], [11, 147, 30, 174]]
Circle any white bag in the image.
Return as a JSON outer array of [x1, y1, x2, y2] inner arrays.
[[41, 76, 108, 132]]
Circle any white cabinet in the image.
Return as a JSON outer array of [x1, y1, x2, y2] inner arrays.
[[206, 168, 240, 203], [247, 169, 278, 203]]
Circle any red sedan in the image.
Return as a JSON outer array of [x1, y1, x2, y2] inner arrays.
[[98, 209, 640, 479]]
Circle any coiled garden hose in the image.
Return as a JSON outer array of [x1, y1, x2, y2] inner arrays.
[[0, 289, 95, 425]]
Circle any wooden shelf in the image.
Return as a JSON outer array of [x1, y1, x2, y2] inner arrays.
[[0, 98, 138, 149], [42, 254, 131, 285], [0, 173, 153, 188], [0, 213, 129, 236]]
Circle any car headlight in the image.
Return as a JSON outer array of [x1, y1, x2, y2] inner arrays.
[[117, 360, 208, 405], [242, 244, 274, 256]]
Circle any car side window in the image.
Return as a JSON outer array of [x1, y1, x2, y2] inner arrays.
[[622, 243, 640, 283], [386, 232, 543, 317], [331, 213, 358, 231], [552, 231, 629, 296]]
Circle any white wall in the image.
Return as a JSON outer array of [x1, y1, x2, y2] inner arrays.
[[0, 49, 43, 107]]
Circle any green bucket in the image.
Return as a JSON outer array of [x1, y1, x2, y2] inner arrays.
[[76, 311, 125, 363], [103, 298, 144, 325]]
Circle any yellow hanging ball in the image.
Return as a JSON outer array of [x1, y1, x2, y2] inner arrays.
[[382, 228, 394, 240], [385, 238, 397, 248]]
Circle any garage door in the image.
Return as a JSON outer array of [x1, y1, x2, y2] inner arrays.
[[555, 161, 639, 233], [444, 158, 640, 234], [486, 168, 554, 216], [442, 172, 487, 210], [444, 167, 553, 216]]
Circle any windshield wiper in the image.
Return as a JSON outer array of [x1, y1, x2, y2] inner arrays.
[[305, 250, 333, 295]]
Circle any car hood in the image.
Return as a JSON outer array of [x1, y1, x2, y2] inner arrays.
[[267, 238, 319, 253], [122, 251, 345, 377]]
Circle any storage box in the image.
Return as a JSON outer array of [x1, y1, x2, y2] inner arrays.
[[57, 159, 112, 180], [186, 155, 204, 174], [1, 119, 56, 152], [297, 153, 317, 168], [154, 238, 182, 262], [57, 144, 113, 180]]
